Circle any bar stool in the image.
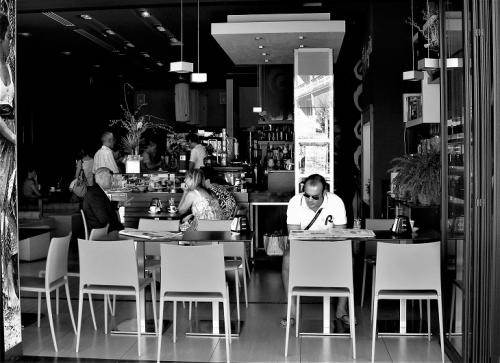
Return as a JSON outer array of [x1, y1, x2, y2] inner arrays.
[[371, 241, 444, 363]]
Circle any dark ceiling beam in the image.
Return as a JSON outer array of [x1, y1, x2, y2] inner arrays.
[[18, 0, 299, 14]]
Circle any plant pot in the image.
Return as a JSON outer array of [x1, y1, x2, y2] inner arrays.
[[418, 193, 432, 206]]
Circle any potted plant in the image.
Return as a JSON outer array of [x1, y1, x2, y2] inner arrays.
[[389, 149, 441, 205]]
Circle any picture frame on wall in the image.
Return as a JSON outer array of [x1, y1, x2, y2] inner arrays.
[[402, 93, 423, 123]]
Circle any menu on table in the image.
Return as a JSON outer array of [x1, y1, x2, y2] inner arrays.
[[289, 229, 375, 240], [120, 228, 183, 240]]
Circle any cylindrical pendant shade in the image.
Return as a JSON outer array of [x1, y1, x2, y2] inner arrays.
[[175, 82, 190, 122]]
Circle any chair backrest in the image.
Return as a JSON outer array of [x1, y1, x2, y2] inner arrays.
[[78, 239, 139, 289], [374, 241, 441, 294], [195, 219, 244, 257], [45, 233, 72, 288], [80, 210, 89, 239], [289, 240, 353, 292], [365, 219, 394, 255], [160, 244, 226, 296], [89, 224, 109, 241], [138, 219, 180, 255]]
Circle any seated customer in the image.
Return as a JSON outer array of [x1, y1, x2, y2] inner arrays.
[[203, 167, 237, 220], [22, 167, 42, 200], [282, 174, 348, 326], [178, 169, 222, 230], [83, 167, 124, 240]]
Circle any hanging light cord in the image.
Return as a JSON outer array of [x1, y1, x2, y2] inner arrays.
[[426, 0, 430, 58], [181, 0, 184, 62], [411, 0, 415, 70], [197, 0, 200, 72]]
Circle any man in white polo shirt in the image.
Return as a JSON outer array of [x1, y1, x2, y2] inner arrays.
[[281, 174, 349, 327]]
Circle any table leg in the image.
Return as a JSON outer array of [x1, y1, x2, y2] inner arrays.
[[400, 299, 407, 334], [255, 206, 259, 251], [212, 302, 220, 334], [249, 205, 254, 259], [323, 296, 330, 334]]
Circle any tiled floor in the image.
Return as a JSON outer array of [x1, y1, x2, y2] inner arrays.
[[19, 257, 450, 362]]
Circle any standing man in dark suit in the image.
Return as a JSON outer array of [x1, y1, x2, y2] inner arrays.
[[83, 167, 123, 240]]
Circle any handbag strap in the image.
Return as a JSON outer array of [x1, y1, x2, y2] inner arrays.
[[304, 208, 323, 230], [78, 161, 86, 182]]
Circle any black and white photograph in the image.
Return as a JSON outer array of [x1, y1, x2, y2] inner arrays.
[[2, 0, 500, 362]]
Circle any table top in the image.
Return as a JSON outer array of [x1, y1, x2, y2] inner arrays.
[[126, 211, 182, 220], [289, 229, 440, 242], [121, 230, 254, 243], [19, 227, 53, 240]]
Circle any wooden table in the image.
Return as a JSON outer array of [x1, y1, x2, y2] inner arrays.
[[113, 230, 253, 338], [288, 229, 441, 337]]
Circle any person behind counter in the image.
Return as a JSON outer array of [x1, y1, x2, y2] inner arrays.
[[186, 133, 206, 172], [93, 131, 119, 174], [141, 139, 163, 171], [83, 167, 124, 240], [177, 169, 222, 230], [22, 167, 42, 200], [282, 174, 349, 327]]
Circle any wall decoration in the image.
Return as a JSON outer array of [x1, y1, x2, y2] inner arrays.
[[0, 0, 20, 358]]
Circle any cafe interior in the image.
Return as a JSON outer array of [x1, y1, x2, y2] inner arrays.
[[4, 0, 500, 362]]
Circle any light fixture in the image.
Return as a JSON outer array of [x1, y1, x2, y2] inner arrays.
[[255, 36, 262, 40], [93, 64, 101, 68], [261, 52, 268, 56], [170, 0, 193, 73], [299, 36, 305, 40], [253, 65, 263, 113], [156, 61, 164, 67], [142, 52, 150, 58], [125, 42, 135, 48], [156, 25, 166, 32], [264, 59, 270, 63], [105, 29, 116, 35], [191, 0, 207, 83], [18, 32, 31, 37], [140, 10, 151, 18], [303, 2, 322, 6], [299, 44, 305, 48], [258, 45, 264, 49], [80, 14, 92, 20], [403, 0, 424, 80], [61, 51, 71, 56]]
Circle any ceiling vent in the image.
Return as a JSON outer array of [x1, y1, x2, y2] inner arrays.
[[42, 12, 75, 27], [74, 29, 116, 52]]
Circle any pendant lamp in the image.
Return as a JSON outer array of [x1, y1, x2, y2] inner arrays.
[[253, 65, 262, 113], [170, 0, 193, 73], [191, 0, 207, 82], [403, 0, 424, 81]]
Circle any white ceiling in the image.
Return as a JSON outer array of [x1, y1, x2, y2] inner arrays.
[[211, 13, 345, 65]]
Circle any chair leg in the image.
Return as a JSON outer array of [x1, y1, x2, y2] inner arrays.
[[427, 299, 431, 341], [112, 295, 116, 316], [227, 287, 232, 344], [419, 300, 423, 321], [361, 260, 367, 307], [189, 301, 193, 320], [242, 265, 248, 308], [88, 293, 97, 330], [284, 293, 293, 357], [173, 301, 177, 343], [223, 299, 231, 363], [157, 299, 164, 363], [448, 284, 456, 337], [136, 293, 142, 356], [107, 295, 114, 316], [104, 294, 108, 334], [64, 281, 77, 334], [76, 290, 84, 353], [151, 282, 158, 334], [371, 297, 379, 363], [56, 287, 60, 315], [370, 268, 376, 322], [37, 292, 41, 328], [45, 290, 58, 352], [245, 255, 251, 279], [295, 295, 300, 338], [235, 270, 240, 321], [437, 297, 445, 363], [349, 293, 357, 359]]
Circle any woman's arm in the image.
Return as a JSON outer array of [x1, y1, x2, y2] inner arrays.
[[0, 118, 15, 144], [74, 159, 82, 179], [178, 190, 195, 215]]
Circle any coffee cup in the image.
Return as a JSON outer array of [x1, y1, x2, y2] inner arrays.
[[50, 186, 56, 192], [168, 206, 177, 213], [149, 206, 158, 213]]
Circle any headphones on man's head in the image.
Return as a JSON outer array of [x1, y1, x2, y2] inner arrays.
[[303, 174, 329, 193]]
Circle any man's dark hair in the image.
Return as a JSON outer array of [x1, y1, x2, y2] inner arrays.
[[185, 133, 199, 144], [304, 174, 328, 192]]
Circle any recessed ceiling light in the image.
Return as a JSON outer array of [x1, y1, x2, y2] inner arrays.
[[299, 36, 305, 40], [156, 25, 166, 32], [261, 52, 268, 56], [117, 74, 123, 78], [18, 32, 31, 37], [156, 61, 163, 66], [142, 52, 150, 58], [299, 44, 305, 48], [140, 10, 151, 18], [258, 45, 264, 49], [61, 51, 71, 56], [117, 52, 126, 56], [264, 59, 269, 63], [105, 29, 115, 35], [126, 42, 135, 48], [255, 36, 262, 40], [80, 14, 92, 20], [303, 2, 322, 6], [93, 64, 101, 68]]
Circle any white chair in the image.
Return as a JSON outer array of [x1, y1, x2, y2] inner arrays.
[[76, 239, 157, 356], [80, 209, 89, 239], [371, 241, 444, 363], [20, 233, 77, 352], [157, 244, 231, 363], [89, 224, 109, 241], [197, 219, 249, 320], [285, 240, 356, 359]]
